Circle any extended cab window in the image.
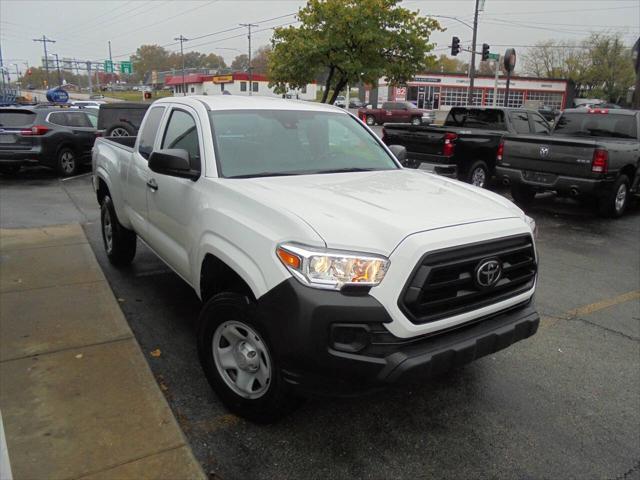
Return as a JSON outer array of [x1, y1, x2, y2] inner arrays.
[[529, 113, 550, 134], [510, 112, 531, 134], [161, 109, 201, 171], [210, 110, 397, 178], [445, 108, 507, 130], [138, 106, 165, 159]]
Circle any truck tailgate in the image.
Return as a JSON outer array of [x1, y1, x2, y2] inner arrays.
[[502, 135, 598, 178]]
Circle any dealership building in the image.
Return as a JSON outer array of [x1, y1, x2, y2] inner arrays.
[[370, 73, 573, 111]]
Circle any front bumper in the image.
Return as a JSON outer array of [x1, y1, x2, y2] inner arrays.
[[256, 278, 538, 396], [496, 166, 614, 196]]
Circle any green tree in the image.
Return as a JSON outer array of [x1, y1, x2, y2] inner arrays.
[[203, 53, 227, 70], [131, 45, 173, 82], [427, 54, 468, 74], [587, 33, 635, 103], [269, 0, 442, 103], [231, 54, 249, 71], [251, 46, 271, 75]]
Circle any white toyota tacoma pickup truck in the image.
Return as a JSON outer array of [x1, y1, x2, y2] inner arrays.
[[93, 96, 539, 422]]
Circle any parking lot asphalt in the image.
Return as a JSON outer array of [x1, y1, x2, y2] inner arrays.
[[1, 166, 639, 480]]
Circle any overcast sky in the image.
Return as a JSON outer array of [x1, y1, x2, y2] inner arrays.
[[1, 0, 639, 74]]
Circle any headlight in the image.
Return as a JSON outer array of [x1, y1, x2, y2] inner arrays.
[[276, 243, 390, 290], [525, 215, 537, 238]]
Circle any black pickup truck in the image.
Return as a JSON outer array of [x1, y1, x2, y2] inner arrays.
[[381, 107, 551, 188], [496, 108, 639, 217]]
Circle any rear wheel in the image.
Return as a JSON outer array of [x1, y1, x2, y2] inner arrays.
[[57, 147, 79, 177], [100, 195, 137, 266], [599, 174, 629, 218], [467, 160, 489, 188], [511, 184, 536, 205], [366, 115, 376, 126], [106, 125, 133, 137], [197, 292, 299, 423]]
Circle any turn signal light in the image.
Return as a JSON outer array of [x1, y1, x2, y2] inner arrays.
[[591, 149, 608, 174], [276, 247, 301, 270], [20, 125, 50, 136], [497, 139, 505, 162], [443, 132, 457, 157]]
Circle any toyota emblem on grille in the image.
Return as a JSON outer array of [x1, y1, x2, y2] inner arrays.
[[539, 146, 550, 158], [475, 259, 502, 288]]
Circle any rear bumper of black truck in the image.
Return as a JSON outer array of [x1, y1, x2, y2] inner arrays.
[[496, 166, 615, 197], [255, 278, 539, 396]]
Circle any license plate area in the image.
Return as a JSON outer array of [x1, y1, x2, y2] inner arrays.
[[0, 134, 16, 144], [522, 170, 556, 185]]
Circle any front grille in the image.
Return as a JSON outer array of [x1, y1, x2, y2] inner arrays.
[[399, 234, 536, 324]]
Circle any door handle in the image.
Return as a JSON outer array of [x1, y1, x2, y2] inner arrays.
[[146, 178, 158, 191]]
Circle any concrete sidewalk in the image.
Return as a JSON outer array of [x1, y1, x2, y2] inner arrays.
[[0, 225, 205, 480]]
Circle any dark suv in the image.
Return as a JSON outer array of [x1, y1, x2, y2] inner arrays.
[[0, 105, 98, 176]]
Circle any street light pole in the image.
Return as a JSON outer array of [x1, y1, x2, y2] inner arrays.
[[174, 35, 188, 96], [467, 0, 480, 106]]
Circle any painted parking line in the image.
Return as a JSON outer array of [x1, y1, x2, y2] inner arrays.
[[541, 290, 640, 330]]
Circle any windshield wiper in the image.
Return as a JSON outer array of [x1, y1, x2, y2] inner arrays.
[[227, 171, 302, 179], [310, 167, 380, 174]]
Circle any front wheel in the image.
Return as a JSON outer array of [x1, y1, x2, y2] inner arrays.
[[366, 115, 376, 126], [599, 174, 629, 218], [101, 195, 137, 266], [197, 292, 299, 423], [467, 160, 489, 188]]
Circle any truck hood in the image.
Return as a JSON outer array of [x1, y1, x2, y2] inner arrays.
[[227, 169, 523, 255]]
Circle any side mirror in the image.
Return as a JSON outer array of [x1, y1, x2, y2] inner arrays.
[[388, 144, 408, 164], [148, 149, 199, 180]]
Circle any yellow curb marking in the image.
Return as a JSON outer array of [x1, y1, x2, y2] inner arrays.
[[541, 290, 640, 329]]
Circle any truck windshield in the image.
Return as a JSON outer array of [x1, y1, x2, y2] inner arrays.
[[445, 108, 506, 130], [210, 110, 398, 178], [553, 113, 637, 139]]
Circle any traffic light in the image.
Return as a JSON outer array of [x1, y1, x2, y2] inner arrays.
[[451, 36, 461, 56], [481, 43, 491, 61]]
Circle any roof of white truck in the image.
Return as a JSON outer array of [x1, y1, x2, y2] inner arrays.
[[154, 95, 344, 113]]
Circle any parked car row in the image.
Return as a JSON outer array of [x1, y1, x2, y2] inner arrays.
[[381, 106, 639, 218]]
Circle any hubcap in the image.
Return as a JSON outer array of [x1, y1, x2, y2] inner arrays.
[[213, 321, 271, 399], [60, 152, 75, 174], [110, 127, 129, 137], [472, 167, 486, 187], [103, 208, 113, 253], [615, 183, 627, 212], [366, 116, 374, 125]]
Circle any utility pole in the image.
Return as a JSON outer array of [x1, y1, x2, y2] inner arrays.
[[493, 56, 500, 107], [33, 35, 56, 88], [53, 53, 62, 86], [467, 0, 480, 106], [174, 35, 188, 96], [240, 23, 258, 96]]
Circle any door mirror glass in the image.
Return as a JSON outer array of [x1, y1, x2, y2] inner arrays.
[[148, 149, 199, 180], [388, 144, 408, 163]]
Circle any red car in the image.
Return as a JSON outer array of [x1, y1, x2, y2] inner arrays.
[[358, 101, 434, 126]]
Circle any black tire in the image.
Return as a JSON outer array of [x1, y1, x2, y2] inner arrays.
[[106, 124, 134, 137], [598, 174, 630, 218], [411, 116, 421, 126], [511, 184, 536, 205], [365, 115, 376, 126], [57, 147, 79, 177], [466, 160, 489, 188], [404, 158, 420, 169], [197, 292, 299, 423], [0, 165, 21, 175], [100, 195, 137, 266]]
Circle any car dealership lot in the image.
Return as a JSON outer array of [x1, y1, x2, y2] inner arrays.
[[1, 167, 638, 479]]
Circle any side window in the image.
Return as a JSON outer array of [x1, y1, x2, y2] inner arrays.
[[85, 112, 98, 128], [529, 113, 550, 134], [161, 109, 201, 172], [382, 102, 393, 110], [47, 112, 67, 125], [511, 111, 531, 134], [65, 112, 93, 127], [138, 107, 165, 160]]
